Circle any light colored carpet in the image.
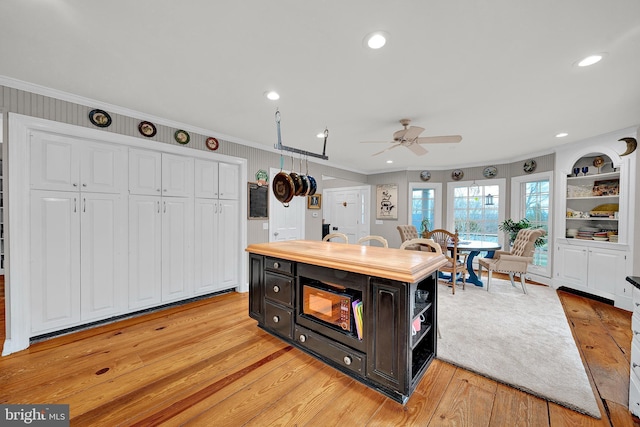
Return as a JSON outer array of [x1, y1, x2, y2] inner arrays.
[[436, 278, 601, 418]]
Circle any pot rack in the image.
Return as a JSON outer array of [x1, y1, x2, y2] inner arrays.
[[274, 110, 329, 161]]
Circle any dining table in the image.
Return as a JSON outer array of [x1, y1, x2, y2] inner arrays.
[[447, 240, 502, 286]]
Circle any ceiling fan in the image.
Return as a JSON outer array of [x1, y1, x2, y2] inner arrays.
[[362, 118, 462, 156]]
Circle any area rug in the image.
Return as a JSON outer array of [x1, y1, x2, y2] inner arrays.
[[436, 278, 601, 418]]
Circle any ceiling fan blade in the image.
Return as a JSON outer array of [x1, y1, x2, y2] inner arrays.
[[402, 126, 425, 141], [407, 143, 428, 156], [415, 135, 462, 144], [372, 144, 401, 156]]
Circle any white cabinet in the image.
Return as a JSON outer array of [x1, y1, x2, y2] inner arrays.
[[128, 195, 162, 309], [30, 131, 127, 193], [128, 195, 194, 309], [555, 243, 631, 307], [30, 191, 127, 334], [161, 197, 194, 302], [194, 159, 240, 200], [193, 198, 239, 295], [129, 149, 194, 197]]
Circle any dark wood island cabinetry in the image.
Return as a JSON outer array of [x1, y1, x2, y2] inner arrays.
[[246, 240, 446, 403]]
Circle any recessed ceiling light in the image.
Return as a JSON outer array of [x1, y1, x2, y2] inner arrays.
[[264, 91, 280, 100], [386, 160, 393, 164], [556, 132, 568, 138], [364, 31, 389, 49], [577, 53, 606, 67], [317, 132, 325, 138]]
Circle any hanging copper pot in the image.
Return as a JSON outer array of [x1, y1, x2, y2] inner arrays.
[[273, 171, 295, 206], [289, 171, 304, 196]]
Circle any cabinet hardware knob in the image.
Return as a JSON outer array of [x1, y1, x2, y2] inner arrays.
[[635, 302, 640, 307], [634, 362, 639, 368], [272, 316, 279, 323], [163, 189, 167, 192], [73, 183, 78, 187], [274, 262, 280, 269], [299, 334, 306, 343], [157, 189, 161, 192], [82, 183, 87, 187], [273, 285, 280, 293], [635, 330, 640, 336], [343, 356, 352, 365]]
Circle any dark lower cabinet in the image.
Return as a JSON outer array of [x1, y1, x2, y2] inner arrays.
[[248, 254, 437, 404]]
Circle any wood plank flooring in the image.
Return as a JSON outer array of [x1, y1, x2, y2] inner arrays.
[[1, 275, 639, 426]]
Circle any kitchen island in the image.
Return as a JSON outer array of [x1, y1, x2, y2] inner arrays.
[[246, 240, 446, 403]]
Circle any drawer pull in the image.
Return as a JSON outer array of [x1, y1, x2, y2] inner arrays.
[[273, 262, 280, 269], [273, 315, 280, 323], [343, 356, 352, 366], [299, 334, 307, 343], [273, 285, 280, 293]]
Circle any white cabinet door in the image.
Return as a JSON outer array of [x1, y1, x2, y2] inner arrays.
[[162, 154, 194, 197], [194, 199, 217, 294], [194, 159, 218, 199], [555, 244, 588, 287], [30, 132, 79, 191], [588, 247, 628, 295], [30, 191, 81, 333], [129, 195, 162, 309], [161, 197, 194, 302], [30, 132, 126, 193], [217, 199, 240, 288], [218, 162, 240, 200], [79, 142, 127, 193], [80, 193, 127, 321], [129, 149, 162, 195]]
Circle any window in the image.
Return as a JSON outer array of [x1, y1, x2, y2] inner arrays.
[[448, 180, 505, 244], [408, 182, 442, 233], [511, 172, 552, 277]]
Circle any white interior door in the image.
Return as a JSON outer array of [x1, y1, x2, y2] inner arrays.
[[269, 167, 305, 242], [324, 186, 370, 244]]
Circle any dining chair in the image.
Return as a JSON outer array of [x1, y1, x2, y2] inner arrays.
[[477, 228, 546, 294], [357, 235, 389, 248], [424, 229, 468, 295], [399, 238, 442, 254], [322, 232, 349, 243]]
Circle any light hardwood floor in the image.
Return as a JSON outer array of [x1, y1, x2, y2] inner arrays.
[[0, 275, 638, 426]]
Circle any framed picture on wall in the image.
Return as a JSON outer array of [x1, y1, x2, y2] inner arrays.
[[376, 184, 398, 220], [308, 194, 322, 209]]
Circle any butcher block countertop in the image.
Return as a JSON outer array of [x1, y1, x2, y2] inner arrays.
[[246, 240, 447, 284]]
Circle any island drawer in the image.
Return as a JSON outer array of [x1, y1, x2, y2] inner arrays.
[[265, 272, 294, 307], [265, 301, 293, 340], [265, 257, 294, 276], [294, 325, 365, 377]]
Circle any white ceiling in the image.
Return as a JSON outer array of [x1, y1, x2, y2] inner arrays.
[[1, 0, 639, 174]]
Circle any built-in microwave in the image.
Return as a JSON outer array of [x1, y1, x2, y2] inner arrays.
[[301, 282, 356, 332]]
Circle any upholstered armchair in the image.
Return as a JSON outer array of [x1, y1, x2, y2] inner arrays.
[[477, 228, 546, 294], [397, 225, 420, 250]]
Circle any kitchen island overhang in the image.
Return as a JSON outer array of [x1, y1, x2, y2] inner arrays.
[[246, 240, 447, 403]]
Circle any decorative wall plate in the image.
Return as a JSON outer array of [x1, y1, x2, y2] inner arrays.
[[89, 109, 112, 128], [523, 159, 537, 173], [138, 121, 157, 137], [483, 166, 498, 178], [451, 169, 464, 181], [420, 170, 431, 181], [174, 130, 190, 144], [205, 137, 219, 151]]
